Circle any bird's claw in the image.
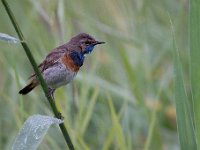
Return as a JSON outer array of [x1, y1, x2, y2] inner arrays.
[[56, 112, 64, 120]]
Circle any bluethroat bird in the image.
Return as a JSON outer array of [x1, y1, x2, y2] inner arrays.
[[19, 33, 105, 97]]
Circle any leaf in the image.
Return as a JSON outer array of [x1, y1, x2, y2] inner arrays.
[[169, 14, 197, 149], [0, 33, 20, 44], [107, 95, 127, 150], [190, 0, 200, 148], [12, 115, 63, 150]]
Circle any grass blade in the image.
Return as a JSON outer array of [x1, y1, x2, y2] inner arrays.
[[119, 49, 143, 105], [107, 95, 127, 150], [190, 0, 200, 148], [80, 88, 99, 136], [170, 16, 197, 149]]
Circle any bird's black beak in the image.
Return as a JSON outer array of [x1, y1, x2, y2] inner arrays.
[[94, 41, 105, 45]]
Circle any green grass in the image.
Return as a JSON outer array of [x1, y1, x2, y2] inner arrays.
[[0, 0, 191, 149], [190, 0, 200, 149], [171, 16, 196, 149]]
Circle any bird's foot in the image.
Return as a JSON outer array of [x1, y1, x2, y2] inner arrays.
[[56, 112, 64, 120]]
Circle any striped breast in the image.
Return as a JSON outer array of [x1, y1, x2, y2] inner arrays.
[[61, 53, 80, 72]]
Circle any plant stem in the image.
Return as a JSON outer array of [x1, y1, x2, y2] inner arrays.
[[1, 0, 75, 149]]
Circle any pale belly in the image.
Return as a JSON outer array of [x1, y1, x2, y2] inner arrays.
[[43, 63, 77, 89]]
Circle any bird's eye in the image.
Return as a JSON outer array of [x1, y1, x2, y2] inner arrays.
[[85, 41, 90, 45]]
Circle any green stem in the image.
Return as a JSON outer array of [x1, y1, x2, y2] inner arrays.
[[1, 0, 74, 149]]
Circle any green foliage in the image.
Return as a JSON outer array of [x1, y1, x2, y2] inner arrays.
[[190, 0, 200, 149], [1, 0, 74, 149], [0, 0, 190, 149], [171, 17, 196, 149]]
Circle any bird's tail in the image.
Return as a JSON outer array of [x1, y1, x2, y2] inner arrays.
[[19, 79, 38, 95]]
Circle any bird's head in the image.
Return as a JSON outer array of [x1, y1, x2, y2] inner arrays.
[[69, 33, 105, 55]]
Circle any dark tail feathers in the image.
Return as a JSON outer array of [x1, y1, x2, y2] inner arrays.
[[19, 80, 38, 95]]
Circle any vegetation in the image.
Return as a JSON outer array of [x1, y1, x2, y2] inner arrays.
[[0, 0, 195, 149]]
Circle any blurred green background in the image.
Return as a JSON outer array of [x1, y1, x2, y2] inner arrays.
[[0, 0, 188, 149]]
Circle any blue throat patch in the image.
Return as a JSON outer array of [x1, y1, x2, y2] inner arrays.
[[69, 51, 85, 67], [84, 45, 95, 54], [70, 44, 95, 67]]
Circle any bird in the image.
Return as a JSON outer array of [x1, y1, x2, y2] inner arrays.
[[19, 33, 105, 98]]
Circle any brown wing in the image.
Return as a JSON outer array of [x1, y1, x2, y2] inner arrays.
[[29, 47, 67, 79], [39, 43, 81, 71], [40, 50, 65, 71]]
